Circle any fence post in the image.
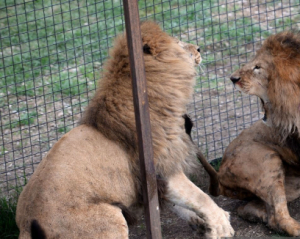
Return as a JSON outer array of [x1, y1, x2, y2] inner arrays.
[[122, 1, 162, 238]]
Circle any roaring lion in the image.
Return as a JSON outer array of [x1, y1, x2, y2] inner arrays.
[[199, 31, 300, 236], [16, 21, 234, 239]]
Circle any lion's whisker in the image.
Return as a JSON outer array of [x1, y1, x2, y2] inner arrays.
[[199, 64, 205, 75]]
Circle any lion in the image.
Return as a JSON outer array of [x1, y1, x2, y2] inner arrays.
[[16, 21, 234, 239], [198, 31, 300, 236]]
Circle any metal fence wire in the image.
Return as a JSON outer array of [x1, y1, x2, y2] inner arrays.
[[1, 0, 300, 195]]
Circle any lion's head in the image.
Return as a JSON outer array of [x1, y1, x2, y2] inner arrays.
[[81, 21, 201, 177], [230, 31, 300, 139], [174, 38, 202, 66]]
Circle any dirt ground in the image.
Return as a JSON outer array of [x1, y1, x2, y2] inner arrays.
[[129, 172, 300, 238]]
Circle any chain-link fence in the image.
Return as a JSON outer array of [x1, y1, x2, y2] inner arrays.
[[1, 0, 300, 196]]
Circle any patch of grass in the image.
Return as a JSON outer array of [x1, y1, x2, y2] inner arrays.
[[0, 0, 122, 97], [209, 157, 222, 171], [0, 0, 271, 98], [1, 147, 8, 156], [3, 0, 295, 116], [0, 196, 19, 239], [8, 111, 37, 129], [0, 180, 24, 239], [1, 0, 298, 100], [57, 125, 70, 133], [196, 75, 223, 90], [50, 71, 88, 96]]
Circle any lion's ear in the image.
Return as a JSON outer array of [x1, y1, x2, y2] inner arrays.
[[143, 44, 151, 54]]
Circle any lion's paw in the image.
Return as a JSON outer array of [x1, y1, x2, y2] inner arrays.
[[279, 217, 300, 237], [205, 208, 234, 238], [188, 215, 206, 234]]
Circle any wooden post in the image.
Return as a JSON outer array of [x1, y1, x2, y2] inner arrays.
[[122, 1, 162, 238]]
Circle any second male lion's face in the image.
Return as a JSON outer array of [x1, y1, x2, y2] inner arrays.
[[229, 51, 276, 125], [229, 52, 272, 104], [229, 31, 300, 135]]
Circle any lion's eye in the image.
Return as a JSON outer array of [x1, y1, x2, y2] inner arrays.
[[254, 65, 261, 70]]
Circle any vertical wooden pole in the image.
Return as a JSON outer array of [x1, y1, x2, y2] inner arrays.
[[122, 1, 162, 239]]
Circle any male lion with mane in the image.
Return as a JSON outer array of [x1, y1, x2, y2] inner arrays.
[[200, 31, 300, 236], [16, 21, 234, 239]]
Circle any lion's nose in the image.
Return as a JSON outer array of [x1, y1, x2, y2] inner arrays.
[[197, 48, 200, 53], [230, 75, 240, 84]]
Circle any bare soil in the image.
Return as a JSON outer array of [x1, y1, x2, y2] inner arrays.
[[129, 172, 300, 238]]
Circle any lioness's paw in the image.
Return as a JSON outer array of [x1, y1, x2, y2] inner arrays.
[[205, 209, 234, 238]]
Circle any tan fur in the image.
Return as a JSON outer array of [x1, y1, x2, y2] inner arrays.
[[16, 21, 234, 239], [205, 31, 300, 236]]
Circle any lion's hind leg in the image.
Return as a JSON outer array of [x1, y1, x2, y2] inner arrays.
[[81, 202, 129, 239], [246, 163, 300, 236], [264, 196, 300, 237], [221, 137, 300, 236], [61, 202, 129, 239], [225, 148, 300, 236], [18, 202, 129, 239], [264, 175, 300, 237]]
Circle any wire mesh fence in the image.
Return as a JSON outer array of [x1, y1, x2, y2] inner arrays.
[[1, 0, 300, 196]]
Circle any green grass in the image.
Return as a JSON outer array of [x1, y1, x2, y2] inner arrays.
[[209, 157, 222, 171], [0, 0, 118, 98], [196, 75, 222, 90], [0, 0, 254, 97], [6, 111, 37, 129], [1, 0, 298, 102], [57, 125, 71, 133], [0, 183, 23, 239], [0, 197, 19, 239]]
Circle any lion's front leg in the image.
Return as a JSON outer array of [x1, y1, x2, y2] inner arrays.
[[165, 172, 234, 238]]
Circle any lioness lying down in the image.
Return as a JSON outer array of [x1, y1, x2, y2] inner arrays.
[[200, 31, 300, 236], [16, 21, 234, 239]]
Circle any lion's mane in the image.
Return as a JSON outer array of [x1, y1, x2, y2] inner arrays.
[[257, 31, 300, 139], [80, 21, 199, 180]]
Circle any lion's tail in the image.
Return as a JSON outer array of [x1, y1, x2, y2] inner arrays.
[[182, 114, 220, 196], [31, 220, 46, 239], [196, 150, 220, 196], [183, 114, 221, 197]]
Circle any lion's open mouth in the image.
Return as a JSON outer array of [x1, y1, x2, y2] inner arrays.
[[262, 112, 267, 122], [260, 99, 268, 122]]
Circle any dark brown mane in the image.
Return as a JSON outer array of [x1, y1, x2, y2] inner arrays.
[[259, 31, 300, 82], [261, 31, 300, 58], [255, 31, 300, 139]]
